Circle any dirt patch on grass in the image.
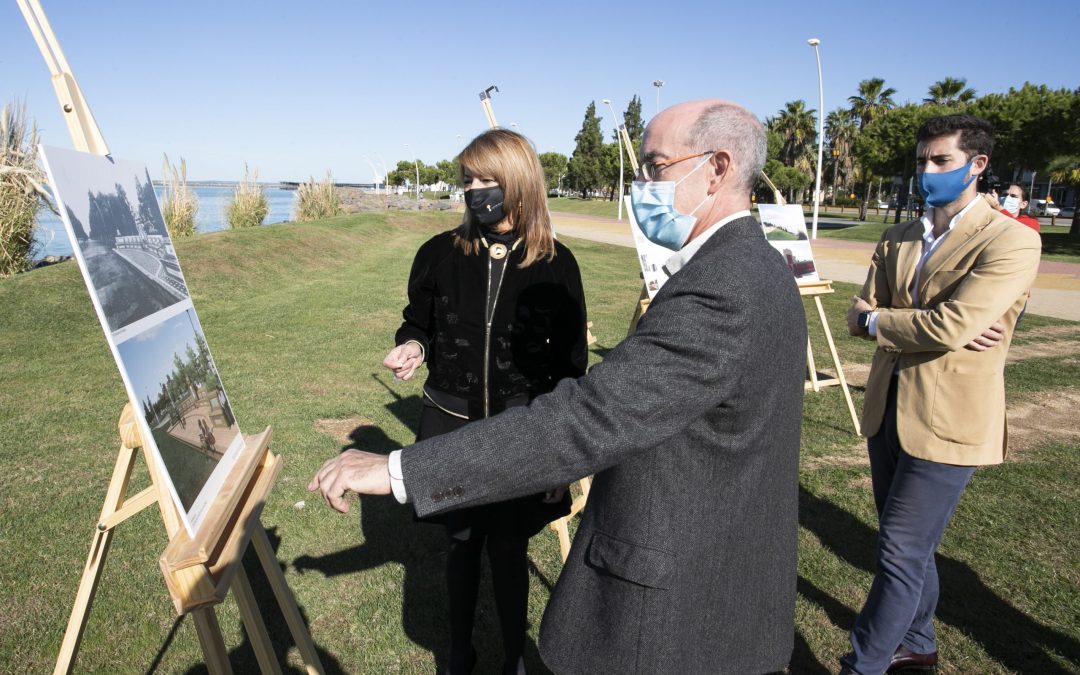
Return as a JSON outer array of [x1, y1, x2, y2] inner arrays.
[[831, 325, 1080, 388], [1006, 387, 1080, 456], [1007, 336, 1080, 363], [802, 443, 870, 471], [314, 416, 375, 446]]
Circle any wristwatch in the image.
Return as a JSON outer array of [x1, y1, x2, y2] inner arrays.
[[857, 311, 871, 330]]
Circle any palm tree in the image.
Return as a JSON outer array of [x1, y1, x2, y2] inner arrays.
[[770, 101, 817, 203], [1048, 155, 1080, 236], [826, 108, 858, 203], [925, 77, 976, 106], [849, 78, 897, 129], [771, 100, 817, 169]]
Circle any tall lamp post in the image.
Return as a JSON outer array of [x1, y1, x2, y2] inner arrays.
[[364, 157, 382, 195], [808, 38, 824, 239], [602, 98, 625, 221], [830, 148, 840, 206], [652, 80, 664, 115], [404, 143, 420, 201]]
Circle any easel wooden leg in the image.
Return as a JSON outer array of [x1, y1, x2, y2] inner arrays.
[[806, 337, 820, 392], [232, 565, 283, 675], [251, 524, 325, 675], [192, 608, 233, 675], [813, 296, 860, 433], [550, 520, 573, 561], [54, 444, 143, 675]]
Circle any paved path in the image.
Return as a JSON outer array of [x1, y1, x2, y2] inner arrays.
[[552, 211, 1080, 321]]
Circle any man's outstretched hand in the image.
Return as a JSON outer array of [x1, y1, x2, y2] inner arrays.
[[308, 449, 392, 513]]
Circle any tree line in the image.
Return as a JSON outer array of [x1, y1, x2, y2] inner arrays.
[[764, 78, 1080, 234], [382, 80, 1079, 235]]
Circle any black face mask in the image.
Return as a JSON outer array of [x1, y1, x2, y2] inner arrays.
[[465, 185, 506, 226]]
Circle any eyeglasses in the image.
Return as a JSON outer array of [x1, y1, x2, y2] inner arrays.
[[637, 150, 714, 181]]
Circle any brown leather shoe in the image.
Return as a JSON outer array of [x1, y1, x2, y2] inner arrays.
[[887, 645, 938, 672]]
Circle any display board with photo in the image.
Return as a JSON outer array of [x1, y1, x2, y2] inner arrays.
[[756, 203, 821, 283], [40, 145, 245, 536]]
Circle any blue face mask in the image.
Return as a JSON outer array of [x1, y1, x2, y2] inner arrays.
[[630, 154, 714, 250], [1001, 195, 1021, 216], [918, 159, 977, 207]]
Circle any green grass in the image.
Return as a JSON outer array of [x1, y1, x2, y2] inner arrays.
[[0, 212, 1077, 673], [817, 221, 893, 243], [547, 196, 622, 218], [1039, 230, 1080, 263]]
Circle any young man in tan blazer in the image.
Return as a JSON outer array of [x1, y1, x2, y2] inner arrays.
[[841, 115, 1041, 674]]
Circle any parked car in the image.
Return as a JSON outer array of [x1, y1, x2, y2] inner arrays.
[[1031, 199, 1061, 217], [1059, 206, 1075, 219]]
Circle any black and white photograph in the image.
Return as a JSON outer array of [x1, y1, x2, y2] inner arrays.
[[116, 309, 244, 529], [40, 145, 189, 335]]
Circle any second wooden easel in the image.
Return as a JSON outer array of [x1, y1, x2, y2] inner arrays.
[[17, 1, 325, 672]]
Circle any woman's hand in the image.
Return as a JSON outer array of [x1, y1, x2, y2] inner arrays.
[[383, 342, 423, 381]]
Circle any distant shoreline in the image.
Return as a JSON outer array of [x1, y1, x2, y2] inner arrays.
[[150, 180, 380, 191]]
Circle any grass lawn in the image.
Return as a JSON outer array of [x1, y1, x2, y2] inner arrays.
[[1039, 229, 1080, 263], [1, 211, 1077, 673], [817, 221, 893, 243], [547, 196, 622, 218]]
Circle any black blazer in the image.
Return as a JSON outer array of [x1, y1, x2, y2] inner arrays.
[[401, 217, 807, 673], [395, 229, 588, 418]]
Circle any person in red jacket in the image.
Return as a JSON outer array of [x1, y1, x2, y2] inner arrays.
[[983, 182, 1040, 231]]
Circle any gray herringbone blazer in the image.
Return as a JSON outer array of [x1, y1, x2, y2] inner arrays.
[[401, 216, 807, 674]]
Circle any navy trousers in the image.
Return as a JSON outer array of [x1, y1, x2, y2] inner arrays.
[[844, 376, 976, 675]]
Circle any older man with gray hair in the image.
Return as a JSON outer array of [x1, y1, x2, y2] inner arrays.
[[310, 99, 807, 674]]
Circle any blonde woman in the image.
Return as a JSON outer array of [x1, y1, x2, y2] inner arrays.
[[383, 129, 587, 674]]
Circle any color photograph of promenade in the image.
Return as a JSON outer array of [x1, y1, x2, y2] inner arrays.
[[117, 309, 240, 510], [2, 1, 1079, 673]]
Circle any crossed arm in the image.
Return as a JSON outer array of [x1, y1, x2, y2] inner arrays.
[[846, 229, 1040, 353]]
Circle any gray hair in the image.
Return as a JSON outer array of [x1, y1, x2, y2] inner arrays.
[[687, 103, 767, 193]]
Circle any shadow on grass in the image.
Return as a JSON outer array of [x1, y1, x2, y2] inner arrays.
[[291, 420, 552, 674], [798, 485, 1080, 673], [791, 629, 832, 674], [589, 345, 614, 360], [174, 527, 347, 675]]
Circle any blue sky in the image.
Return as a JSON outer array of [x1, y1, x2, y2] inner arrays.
[[4, 0, 1077, 182]]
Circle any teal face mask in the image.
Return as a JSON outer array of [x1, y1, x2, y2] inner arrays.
[[630, 154, 714, 250], [918, 159, 976, 207]]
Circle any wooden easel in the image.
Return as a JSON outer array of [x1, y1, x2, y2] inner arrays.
[[17, 1, 324, 672], [798, 279, 860, 433], [759, 177, 860, 433]]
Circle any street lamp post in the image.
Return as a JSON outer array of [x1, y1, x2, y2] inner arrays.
[[830, 148, 840, 206], [808, 38, 824, 240], [602, 98, 625, 221], [364, 157, 382, 195], [404, 143, 420, 201], [375, 153, 389, 195], [652, 80, 664, 115]]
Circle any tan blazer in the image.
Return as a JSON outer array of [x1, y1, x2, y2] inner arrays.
[[860, 197, 1041, 466]]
